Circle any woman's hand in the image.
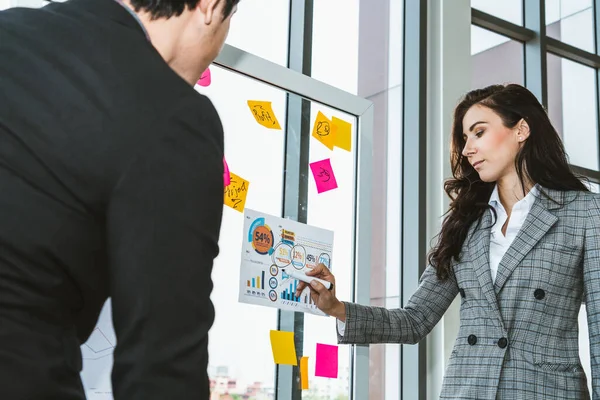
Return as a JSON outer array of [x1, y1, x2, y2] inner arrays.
[[295, 263, 346, 322]]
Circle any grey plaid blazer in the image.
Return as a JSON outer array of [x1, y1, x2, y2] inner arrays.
[[339, 188, 600, 399]]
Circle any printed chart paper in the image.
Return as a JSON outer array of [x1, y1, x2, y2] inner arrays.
[[239, 208, 334, 316]]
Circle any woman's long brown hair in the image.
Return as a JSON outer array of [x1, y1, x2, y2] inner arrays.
[[428, 84, 589, 281]]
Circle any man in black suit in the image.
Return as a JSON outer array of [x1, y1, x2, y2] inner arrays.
[[0, 0, 238, 398]]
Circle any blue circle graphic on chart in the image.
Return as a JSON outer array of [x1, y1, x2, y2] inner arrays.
[[318, 253, 331, 267], [269, 290, 278, 302], [269, 277, 278, 289]]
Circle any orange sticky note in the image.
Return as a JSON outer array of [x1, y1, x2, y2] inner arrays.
[[300, 356, 309, 390], [332, 116, 352, 152], [269, 330, 297, 366], [247, 100, 282, 130], [224, 172, 249, 212], [312, 111, 336, 150]]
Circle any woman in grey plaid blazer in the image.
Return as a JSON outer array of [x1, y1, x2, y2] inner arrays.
[[297, 84, 600, 399]]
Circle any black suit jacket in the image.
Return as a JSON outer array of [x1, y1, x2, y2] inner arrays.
[[0, 0, 224, 398]]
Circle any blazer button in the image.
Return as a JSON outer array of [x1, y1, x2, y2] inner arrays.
[[459, 288, 466, 298], [468, 334, 477, 346], [534, 289, 545, 300], [497, 337, 508, 349]]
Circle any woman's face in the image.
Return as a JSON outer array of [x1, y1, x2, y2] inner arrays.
[[461, 105, 527, 183]]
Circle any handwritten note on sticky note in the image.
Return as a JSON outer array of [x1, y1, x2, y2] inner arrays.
[[300, 356, 309, 389], [270, 330, 297, 366], [311, 111, 335, 150], [332, 116, 352, 152], [197, 67, 211, 87], [224, 172, 249, 212], [309, 159, 338, 194], [315, 343, 338, 378], [248, 101, 282, 130]]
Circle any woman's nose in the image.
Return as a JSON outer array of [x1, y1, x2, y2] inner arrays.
[[462, 141, 475, 157]]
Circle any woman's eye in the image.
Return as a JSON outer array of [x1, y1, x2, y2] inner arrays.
[[475, 130, 484, 137]]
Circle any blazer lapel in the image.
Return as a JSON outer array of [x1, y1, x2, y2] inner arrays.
[[493, 189, 560, 293], [469, 211, 502, 321]]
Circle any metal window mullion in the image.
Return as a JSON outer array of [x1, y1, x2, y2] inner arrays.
[[595, 0, 600, 172], [524, 0, 548, 107], [276, 1, 314, 399], [571, 165, 600, 184], [401, 0, 427, 399], [546, 37, 600, 68], [471, 8, 535, 42], [351, 104, 374, 400]]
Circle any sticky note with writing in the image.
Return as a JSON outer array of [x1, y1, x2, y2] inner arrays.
[[247, 101, 282, 130], [309, 158, 338, 194], [300, 356, 309, 389], [332, 116, 352, 152], [197, 67, 211, 87], [224, 172, 249, 212], [269, 330, 297, 366], [311, 111, 335, 150], [315, 343, 338, 378]]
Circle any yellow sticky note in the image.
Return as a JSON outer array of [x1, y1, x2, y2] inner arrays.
[[224, 172, 249, 212], [311, 111, 336, 150], [247, 100, 282, 130], [332, 116, 352, 152], [269, 330, 297, 366], [300, 356, 309, 390]]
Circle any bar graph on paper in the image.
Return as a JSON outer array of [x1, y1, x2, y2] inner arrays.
[[238, 209, 333, 316]]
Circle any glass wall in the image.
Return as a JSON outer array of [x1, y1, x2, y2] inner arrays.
[[546, 0, 594, 52], [471, 0, 523, 25], [471, 26, 524, 89], [311, 1, 404, 399], [547, 55, 599, 170], [226, 0, 290, 66]]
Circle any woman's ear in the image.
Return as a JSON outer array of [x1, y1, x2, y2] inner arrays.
[[516, 118, 531, 142]]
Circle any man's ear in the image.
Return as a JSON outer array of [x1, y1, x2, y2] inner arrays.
[[516, 118, 531, 142], [198, 0, 221, 25]]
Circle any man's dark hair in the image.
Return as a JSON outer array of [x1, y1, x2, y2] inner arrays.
[[129, 0, 239, 20]]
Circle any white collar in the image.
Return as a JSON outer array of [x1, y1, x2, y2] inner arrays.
[[488, 183, 539, 210]]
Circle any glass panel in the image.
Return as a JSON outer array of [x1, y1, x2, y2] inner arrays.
[[546, 0, 594, 53], [471, 26, 524, 89], [311, 0, 360, 94], [547, 55, 600, 170], [197, 66, 286, 399], [314, 1, 404, 398], [471, 0, 523, 25], [225, 0, 290, 67], [303, 102, 358, 399]]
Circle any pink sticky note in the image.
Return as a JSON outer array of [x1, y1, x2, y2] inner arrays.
[[223, 157, 231, 187], [315, 343, 338, 378], [309, 158, 338, 194], [197, 67, 211, 87]]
